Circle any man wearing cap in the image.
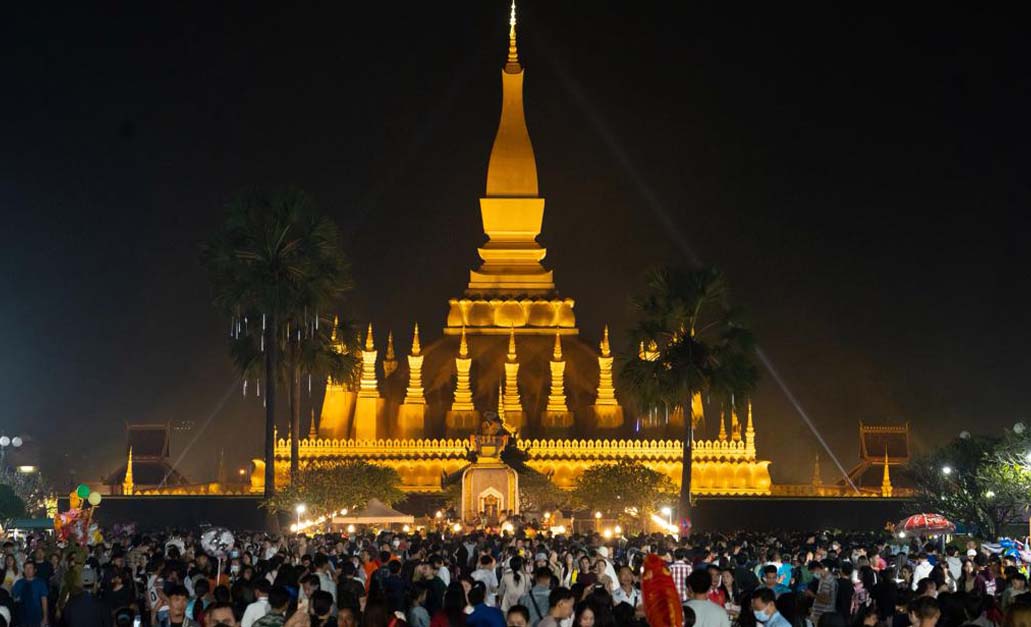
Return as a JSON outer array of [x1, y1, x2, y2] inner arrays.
[[60, 567, 111, 627]]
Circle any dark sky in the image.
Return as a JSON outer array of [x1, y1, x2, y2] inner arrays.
[[2, 4, 1028, 488]]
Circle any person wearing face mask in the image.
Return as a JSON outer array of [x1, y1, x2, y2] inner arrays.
[[751, 588, 790, 627]]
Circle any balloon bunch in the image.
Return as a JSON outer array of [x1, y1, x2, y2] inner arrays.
[[55, 484, 104, 546]]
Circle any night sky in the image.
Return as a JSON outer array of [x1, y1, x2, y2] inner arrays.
[[2, 4, 1028, 487]]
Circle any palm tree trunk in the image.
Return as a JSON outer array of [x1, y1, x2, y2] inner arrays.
[[264, 315, 278, 515], [290, 361, 301, 480], [679, 402, 693, 534]]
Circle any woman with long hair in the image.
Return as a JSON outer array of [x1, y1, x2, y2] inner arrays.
[[498, 556, 529, 613], [0, 555, 20, 592], [430, 581, 468, 627]]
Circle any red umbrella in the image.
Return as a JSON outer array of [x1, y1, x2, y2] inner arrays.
[[898, 513, 956, 535]]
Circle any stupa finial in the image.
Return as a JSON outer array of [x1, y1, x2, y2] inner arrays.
[[600, 325, 611, 357], [385, 330, 396, 360], [331, 314, 339, 341], [411, 323, 421, 356], [553, 332, 563, 360], [506, 0, 519, 71], [507, 326, 518, 362], [364, 323, 375, 351], [459, 326, 469, 358]]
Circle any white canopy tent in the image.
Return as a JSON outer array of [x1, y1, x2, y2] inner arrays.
[[331, 499, 414, 526]]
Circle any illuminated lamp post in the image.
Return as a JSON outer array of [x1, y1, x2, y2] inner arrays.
[[0, 435, 23, 470], [295, 503, 306, 528]]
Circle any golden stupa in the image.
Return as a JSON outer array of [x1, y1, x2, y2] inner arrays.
[[260, 5, 774, 498]]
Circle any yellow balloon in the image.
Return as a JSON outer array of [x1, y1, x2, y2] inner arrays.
[[87, 491, 102, 506]]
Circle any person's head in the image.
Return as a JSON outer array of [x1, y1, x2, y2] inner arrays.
[[312, 590, 335, 619], [854, 604, 879, 627], [720, 569, 734, 587], [674, 548, 689, 563], [468, 581, 487, 607], [253, 579, 270, 599], [22, 561, 35, 579], [688, 569, 711, 598], [617, 566, 634, 588], [337, 607, 358, 627], [479, 554, 494, 570], [268, 586, 290, 613], [507, 605, 530, 627], [752, 587, 777, 621], [762, 564, 778, 588], [707, 564, 720, 587], [168, 585, 190, 619], [535, 566, 553, 586], [575, 604, 595, 627], [194, 577, 211, 598], [915, 578, 937, 599], [908, 596, 941, 627], [301, 573, 320, 596], [549, 587, 576, 619], [683, 606, 696, 627], [1011, 573, 1028, 592], [208, 602, 238, 627]]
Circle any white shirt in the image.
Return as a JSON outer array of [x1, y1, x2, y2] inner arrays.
[[471, 568, 500, 606], [612, 586, 641, 608], [241, 597, 270, 627], [686, 599, 731, 627], [437, 565, 452, 586], [912, 561, 934, 590]]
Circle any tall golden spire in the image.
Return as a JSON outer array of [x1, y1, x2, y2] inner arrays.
[[600, 325, 611, 358], [411, 323, 422, 356], [468, 0, 553, 295], [383, 330, 398, 378], [123, 447, 134, 495], [459, 326, 469, 358], [307, 409, 318, 440], [881, 447, 893, 497], [507, 326, 518, 362], [718, 407, 728, 441], [404, 322, 425, 406], [452, 327, 475, 412], [552, 332, 563, 360], [364, 322, 375, 351], [506, 0, 519, 71]]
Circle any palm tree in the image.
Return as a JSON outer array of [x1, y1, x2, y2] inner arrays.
[[618, 266, 758, 531], [229, 313, 361, 479], [202, 189, 353, 508]]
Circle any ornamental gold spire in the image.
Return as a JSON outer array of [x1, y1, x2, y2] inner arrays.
[[730, 396, 741, 441], [459, 325, 469, 358], [546, 332, 568, 415], [411, 323, 422, 356], [506, 0, 519, 71], [452, 327, 475, 412], [718, 407, 728, 441], [600, 325, 611, 357], [503, 327, 523, 423], [507, 326, 518, 362], [383, 330, 397, 378], [331, 315, 339, 342], [123, 447, 134, 495], [364, 323, 375, 351], [404, 322, 425, 405], [307, 409, 318, 440], [594, 325, 617, 407], [881, 447, 893, 497], [812, 454, 823, 487], [468, 0, 554, 295], [358, 324, 378, 398]]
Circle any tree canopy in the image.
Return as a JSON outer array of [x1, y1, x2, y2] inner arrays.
[[0, 483, 27, 520], [572, 459, 676, 530], [911, 423, 1031, 539], [264, 459, 405, 519]]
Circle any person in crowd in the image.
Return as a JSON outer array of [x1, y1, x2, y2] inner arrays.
[[467, 583, 505, 627], [254, 587, 291, 627], [498, 558, 529, 613], [751, 587, 790, 627], [670, 549, 693, 605], [60, 567, 111, 627], [907, 597, 940, 627], [535, 588, 574, 627], [685, 570, 730, 627], [242, 580, 272, 627], [159, 585, 196, 627], [506, 605, 530, 627], [13, 561, 49, 627]]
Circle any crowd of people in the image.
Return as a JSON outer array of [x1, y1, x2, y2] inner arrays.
[[2, 527, 1031, 627]]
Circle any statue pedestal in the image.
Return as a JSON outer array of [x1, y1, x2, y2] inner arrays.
[[461, 432, 520, 524], [593, 405, 624, 429]]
